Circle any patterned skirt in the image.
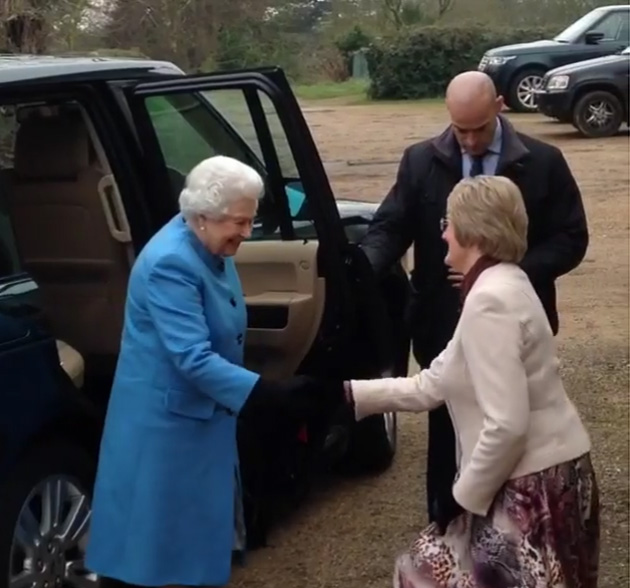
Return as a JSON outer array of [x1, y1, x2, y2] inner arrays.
[[394, 453, 599, 588]]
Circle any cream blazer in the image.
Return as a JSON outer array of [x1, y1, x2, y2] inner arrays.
[[350, 263, 591, 517]]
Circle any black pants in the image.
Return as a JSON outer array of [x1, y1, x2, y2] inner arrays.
[[426, 404, 458, 523]]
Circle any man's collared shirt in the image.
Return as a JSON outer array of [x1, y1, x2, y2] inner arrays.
[[461, 118, 503, 178]]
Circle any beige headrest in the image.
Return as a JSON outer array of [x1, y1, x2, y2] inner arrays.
[[14, 115, 90, 180]]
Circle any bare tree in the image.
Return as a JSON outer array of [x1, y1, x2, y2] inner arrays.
[[0, 0, 49, 52], [437, 0, 454, 17], [105, 0, 269, 70], [382, 0, 404, 29]]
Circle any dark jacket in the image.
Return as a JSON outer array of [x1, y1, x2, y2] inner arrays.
[[361, 115, 589, 366]]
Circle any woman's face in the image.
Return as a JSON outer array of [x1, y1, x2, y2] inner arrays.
[[442, 219, 468, 273], [199, 198, 258, 257]]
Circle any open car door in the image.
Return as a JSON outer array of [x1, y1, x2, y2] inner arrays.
[[124, 68, 376, 380]]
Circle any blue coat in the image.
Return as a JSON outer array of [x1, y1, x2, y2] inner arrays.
[[85, 213, 260, 587]]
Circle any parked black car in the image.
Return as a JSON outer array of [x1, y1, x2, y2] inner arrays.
[[536, 46, 630, 137], [0, 56, 411, 588], [478, 4, 630, 113]]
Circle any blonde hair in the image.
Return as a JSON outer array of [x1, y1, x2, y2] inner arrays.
[[446, 175, 528, 263]]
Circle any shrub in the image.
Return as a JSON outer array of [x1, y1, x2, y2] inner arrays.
[[366, 25, 559, 100], [335, 25, 373, 55]]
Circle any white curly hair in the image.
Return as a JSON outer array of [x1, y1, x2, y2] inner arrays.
[[178, 155, 264, 220]]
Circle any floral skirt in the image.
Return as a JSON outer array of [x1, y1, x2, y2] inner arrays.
[[394, 454, 599, 588]]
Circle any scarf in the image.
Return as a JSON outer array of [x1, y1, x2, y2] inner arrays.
[[460, 255, 500, 306]]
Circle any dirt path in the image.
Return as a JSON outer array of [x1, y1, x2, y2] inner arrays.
[[231, 104, 630, 588]]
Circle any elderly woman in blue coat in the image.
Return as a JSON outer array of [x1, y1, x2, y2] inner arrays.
[[85, 156, 332, 588]]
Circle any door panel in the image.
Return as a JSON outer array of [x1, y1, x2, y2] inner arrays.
[[235, 240, 325, 379]]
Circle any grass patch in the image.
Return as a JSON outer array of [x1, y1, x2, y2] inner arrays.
[[292, 79, 445, 108], [292, 79, 369, 102]]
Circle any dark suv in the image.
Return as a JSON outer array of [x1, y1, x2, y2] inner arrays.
[[536, 46, 629, 137], [0, 56, 410, 588], [478, 4, 630, 112]]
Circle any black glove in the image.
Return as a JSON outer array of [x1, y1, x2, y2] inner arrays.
[[240, 376, 346, 423], [434, 492, 464, 535]]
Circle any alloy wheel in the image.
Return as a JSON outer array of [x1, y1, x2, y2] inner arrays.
[[9, 476, 96, 588], [517, 75, 543, 111], [584, 99, 615, 131]]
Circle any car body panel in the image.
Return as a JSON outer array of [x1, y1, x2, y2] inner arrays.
[[543, 51, 629, 76], [0, 276, 64, 475], [487, 39, 599, 56]]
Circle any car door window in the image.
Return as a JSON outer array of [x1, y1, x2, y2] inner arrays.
[[210, 90, 299, 180], [144, 89, 314, 241], [617, 17, 630, 45], [594, 11, 628, 42]]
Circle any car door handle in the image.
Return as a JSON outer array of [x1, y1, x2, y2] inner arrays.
[[98, 174, 132, 244]]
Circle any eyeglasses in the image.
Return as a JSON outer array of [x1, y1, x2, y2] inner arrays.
[[224, 215, 254, 231], [202, 214, 255, 231], [440, 217, 449, 232]]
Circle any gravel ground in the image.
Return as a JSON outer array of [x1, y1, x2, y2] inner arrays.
[[231, 103, 630, 588]]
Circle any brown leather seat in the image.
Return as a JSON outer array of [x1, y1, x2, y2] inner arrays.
[[7, 112, 130, 357]]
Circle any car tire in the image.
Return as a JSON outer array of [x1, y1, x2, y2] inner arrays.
[[572, 90, 623, 138], [508, 68, 546, 113], [346, 411, 397, 474], [0, 441, 98, 588]]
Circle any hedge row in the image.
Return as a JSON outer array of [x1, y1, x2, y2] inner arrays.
[[366, 25, 559, 100]]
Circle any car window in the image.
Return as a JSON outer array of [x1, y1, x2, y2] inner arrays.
[[145, 89, 314, 241], [617, 17, 630, 45], [593, 11, 628, 42], [554, 8, 606, 42], [206, 90, 299, 179], [145, 96, 219, 175]]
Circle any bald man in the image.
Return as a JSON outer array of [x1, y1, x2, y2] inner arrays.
[[360, 71, 589, 531]]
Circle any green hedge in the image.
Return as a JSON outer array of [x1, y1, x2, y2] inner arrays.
[[366, 25, 559, 100]]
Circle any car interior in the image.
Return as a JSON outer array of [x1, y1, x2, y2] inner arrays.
[[0, 95, 329, 393], [0, 101, 134, 391]]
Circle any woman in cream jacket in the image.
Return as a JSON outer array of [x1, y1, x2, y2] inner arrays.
[[344, 176, 599, 587]]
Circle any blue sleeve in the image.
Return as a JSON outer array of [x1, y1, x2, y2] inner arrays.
[[145, 253, 260, 413]]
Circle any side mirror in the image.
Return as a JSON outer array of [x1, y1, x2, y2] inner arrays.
[[584, 30, 605, 44]]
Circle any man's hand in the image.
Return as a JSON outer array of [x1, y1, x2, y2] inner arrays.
[[447, 268, 464, 288]]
